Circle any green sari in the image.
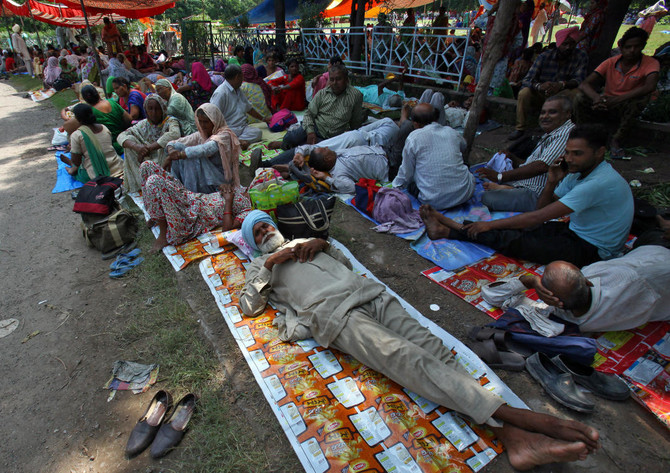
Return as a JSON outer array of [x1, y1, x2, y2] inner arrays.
[[75, 126, 111, 183], [92, 99, 128, 155]]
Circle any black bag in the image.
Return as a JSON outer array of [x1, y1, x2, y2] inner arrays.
[[81, 206, 138, 253], [276, 194, 336, 240], [73, 176, 123, 215], [53, 77, 72, 91]]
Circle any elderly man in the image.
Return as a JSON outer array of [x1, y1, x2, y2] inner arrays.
[[486, 245, 670, 333], [270, 64, 364, 150], [577, 27, 660, 158], [11, 24, 33, 77], [210, 65, 271, 148], [421, 125, 633, 267], [478, 96, 575, 212], [510, 26, 587, 140], [392, 103, 474, 210], [238, 210, 599, 471]]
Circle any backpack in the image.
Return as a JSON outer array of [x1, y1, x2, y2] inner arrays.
[[73, 176, 123, 215], [268, 109, 298, 132], [81, 205, 138, 254]]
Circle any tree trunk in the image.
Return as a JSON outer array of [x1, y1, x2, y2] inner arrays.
[[588, 0, 631, 71], [275, 0, 286, 51], [350, 0, 366, 66], [463, 0, 520, 161]]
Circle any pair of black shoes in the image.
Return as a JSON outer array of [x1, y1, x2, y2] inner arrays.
[[526, 353, 630, 413], [125, 391, 197, 459]]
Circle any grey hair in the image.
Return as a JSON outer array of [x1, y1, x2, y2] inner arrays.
[[544, 94, 573, 115], [542, 263, 590, 310], [329, 63, 349, 79]]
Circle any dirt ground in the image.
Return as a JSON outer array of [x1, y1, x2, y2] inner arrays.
[[1, 80, 669, 473]]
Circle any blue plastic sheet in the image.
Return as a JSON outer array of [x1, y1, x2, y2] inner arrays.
[[52, 152, 83, 194]]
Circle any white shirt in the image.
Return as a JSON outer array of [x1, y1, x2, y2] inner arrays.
[[553, 245, 670, 332], [392, 122, 474, 210], [209, 80, 252, 135]]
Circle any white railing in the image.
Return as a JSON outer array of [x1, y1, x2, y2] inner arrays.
[[300, 26, 368, 74]]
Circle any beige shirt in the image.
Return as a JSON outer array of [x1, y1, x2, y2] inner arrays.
[[239, 238, 385, 347], [70, 125, 124, 179]]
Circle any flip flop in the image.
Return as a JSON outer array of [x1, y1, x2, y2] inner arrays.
[[110, 256, 144, 271], [468, 327, 533, 358], [467, 339, 526, 371], [101, 240, 137, 260], [118, 248, 142, 259]]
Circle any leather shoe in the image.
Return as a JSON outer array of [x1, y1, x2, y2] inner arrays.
[[150, 393, 197, 459], [525, 352, 594, 413], [552, 354, 630, 401], [125, 390, 173, 458]]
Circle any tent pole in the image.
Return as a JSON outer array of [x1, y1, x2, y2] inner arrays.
[[1, 0, 15, 51], [78, 0, 107, 97], [26, 1, 43, 50]]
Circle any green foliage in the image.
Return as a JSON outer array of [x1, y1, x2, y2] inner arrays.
[[298, 0, 332, 29], [160, 0, 259, 23]]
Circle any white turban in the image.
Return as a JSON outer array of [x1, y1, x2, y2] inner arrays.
[[12, 24, 21, 34]]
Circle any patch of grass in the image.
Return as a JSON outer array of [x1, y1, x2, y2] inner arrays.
[[113, 215, 300, 472], [9, 74, 77, 110]]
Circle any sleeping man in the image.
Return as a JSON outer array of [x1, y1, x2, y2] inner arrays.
[[238, 210, 600, 471]]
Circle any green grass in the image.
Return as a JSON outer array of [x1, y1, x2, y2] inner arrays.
[[9, 74, 77, 110]]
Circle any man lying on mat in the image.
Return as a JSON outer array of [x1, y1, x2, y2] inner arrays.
[[420, 124, 633, 268], [238, 210, 600, 471]]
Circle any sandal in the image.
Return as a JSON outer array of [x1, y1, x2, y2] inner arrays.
[[468, 327, 532, 358], [110, 256, 144, 272], [467, 339, 526, 371]]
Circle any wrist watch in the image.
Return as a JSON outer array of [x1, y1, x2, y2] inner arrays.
[[497, 173, 503, 184]]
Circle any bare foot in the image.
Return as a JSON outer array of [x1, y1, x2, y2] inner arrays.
[[146, 218, 157, 229], [420, 204, 453, 240], [267, 141, 283, 150], [151, 234, 168, 254], [657, 215, 670, 231], [498, 424, 589, 471], [239, 140, 250, 151], [494, 405, 600, 451]]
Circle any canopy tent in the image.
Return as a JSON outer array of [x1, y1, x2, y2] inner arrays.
[[1, 0, 125, 28], [57, 0, 175, 19], [324, 0, 437, 19]]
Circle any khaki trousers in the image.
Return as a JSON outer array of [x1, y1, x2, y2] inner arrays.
[[330, 292, 504, 425]]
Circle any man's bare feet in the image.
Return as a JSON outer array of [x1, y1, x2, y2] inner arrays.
[[497, 424, 589, 471], [239, 140, 250, 151], [493, 405, 600, 451], [420, 205, 464, 240], [267, 141, 283, 150]]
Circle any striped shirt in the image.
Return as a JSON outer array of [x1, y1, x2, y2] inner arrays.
[[392, 123, 475, 210], [512, 120, 574, 196], [302, 85, 364, 139]]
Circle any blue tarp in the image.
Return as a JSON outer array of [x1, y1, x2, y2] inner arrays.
[[235, 0, 329, 24]]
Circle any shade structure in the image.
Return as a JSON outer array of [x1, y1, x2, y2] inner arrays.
[[1, 0, 127, 28], [324, 0, 437, 19], [57, 0, 175, 19], [236, 0, 329, 24]]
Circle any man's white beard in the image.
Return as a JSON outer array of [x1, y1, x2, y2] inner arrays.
[[259, 232, 285, 254]]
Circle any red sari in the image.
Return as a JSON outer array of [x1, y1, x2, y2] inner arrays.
[[270, 73, 306, 111]]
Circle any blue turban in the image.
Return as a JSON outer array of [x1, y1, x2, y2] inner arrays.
[[241, 210, 276, 251]]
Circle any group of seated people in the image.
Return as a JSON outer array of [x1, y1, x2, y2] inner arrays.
[[54, 33, 670, 469]]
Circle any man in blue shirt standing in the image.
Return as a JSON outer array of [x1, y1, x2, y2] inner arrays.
[[420, 125, 633, 267]]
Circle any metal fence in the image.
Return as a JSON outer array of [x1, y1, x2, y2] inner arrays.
[[213, 27, 302, 57], [301, 27, 368, 74]]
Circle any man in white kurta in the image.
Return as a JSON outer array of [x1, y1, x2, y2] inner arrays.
[[11, 24, 33, 77]]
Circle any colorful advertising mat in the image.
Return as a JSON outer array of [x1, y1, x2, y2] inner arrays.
[[199, 241, 527, 473]]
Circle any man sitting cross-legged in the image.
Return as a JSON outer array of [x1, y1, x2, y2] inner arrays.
[[238, 210, 599, 471], [421, 125, 633, 267], [477, 96, 575, 212], [392, 103, 475, 210]]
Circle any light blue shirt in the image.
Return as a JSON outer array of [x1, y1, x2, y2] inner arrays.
[[555, 161, 633, 259]]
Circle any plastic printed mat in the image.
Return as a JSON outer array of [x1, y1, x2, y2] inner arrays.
[[421, 254, 544, 320], [198, 240, 527, 473], [593, 323, 670, 428]]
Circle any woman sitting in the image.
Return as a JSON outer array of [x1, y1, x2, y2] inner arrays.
[[111, 77, 146, 121], [164, 103, 240, 194], [64, 103, 124, 183], [269, 59, 306, 111], [117, 94, 181, 193], [42, 56, 61, 89], [59, 57, 78, 83], [177, 62, 213, 110], [79, 84, 131, 154], [261, 52, 283, 81], [155, 78, 197, 135], [141, 161, 251, 253], [240, 64, 272, 122], [80, 49, 100, 85]]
